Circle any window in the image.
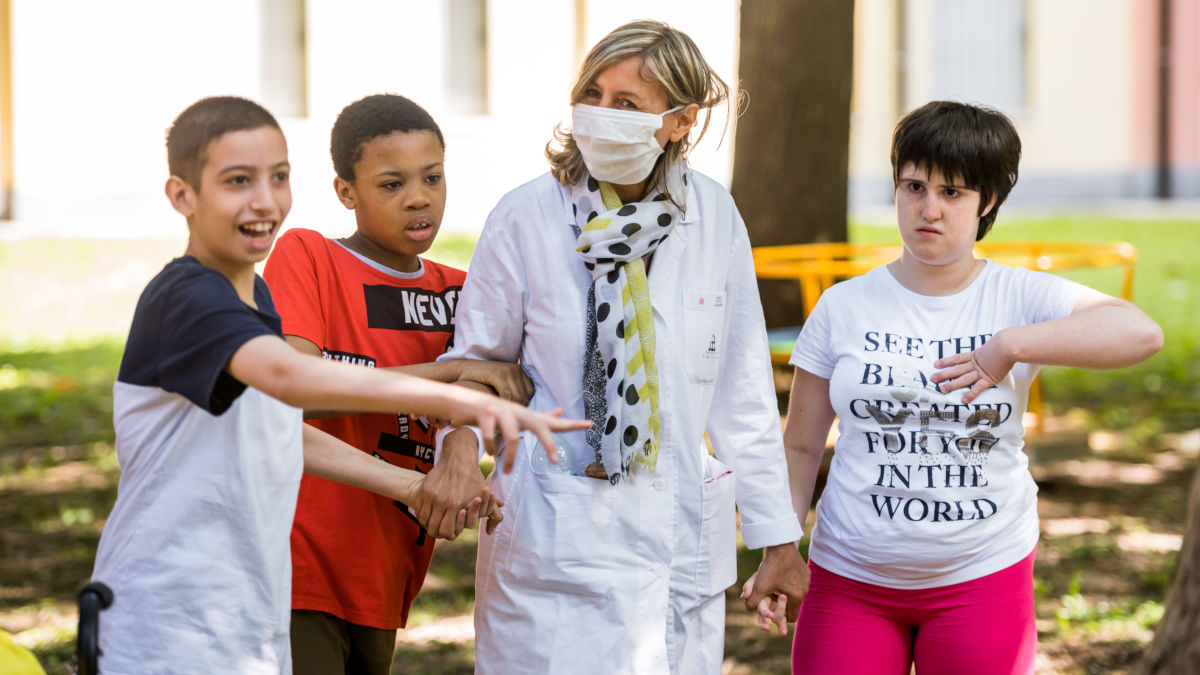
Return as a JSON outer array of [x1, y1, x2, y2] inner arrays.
[[444, 0, 488, 115], [260, 0, 307, 118], [931, 0, 1026, 109]]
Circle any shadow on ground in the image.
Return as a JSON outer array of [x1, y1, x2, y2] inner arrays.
[[0, 422, 1191, 674]]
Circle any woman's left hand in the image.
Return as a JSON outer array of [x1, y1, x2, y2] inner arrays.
[[931, 333, 1014, 404], [741, 543, 809, 635]]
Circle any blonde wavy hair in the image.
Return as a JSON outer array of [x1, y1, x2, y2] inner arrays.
[[547, 20, 735, 206]]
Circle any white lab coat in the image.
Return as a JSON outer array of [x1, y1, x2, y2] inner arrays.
[[443, 171, 802, 674]]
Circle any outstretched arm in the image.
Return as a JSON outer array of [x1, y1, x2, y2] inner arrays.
[[932, 293, 1163, 403], [282, 336, 533, 420], [742, 367, 836, 634], [226, 334, 588, 461]]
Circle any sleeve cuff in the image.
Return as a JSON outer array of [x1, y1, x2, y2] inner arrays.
[[434, 425, 486, 465], [740, 516, 805, 550]]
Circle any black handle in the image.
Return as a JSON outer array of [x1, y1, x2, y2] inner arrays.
[[77, 581, 114, 675]]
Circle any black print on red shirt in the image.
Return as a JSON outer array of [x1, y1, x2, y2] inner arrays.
[[372, 451, 430, 547], [378, 413, 435, 465], [363, 285, 462, 332], [322, 349, 376, 367]]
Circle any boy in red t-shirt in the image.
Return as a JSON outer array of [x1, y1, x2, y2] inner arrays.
[[263, 94, 527, 674]]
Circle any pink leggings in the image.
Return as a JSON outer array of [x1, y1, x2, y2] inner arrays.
[[792, 549, 1036, 675]]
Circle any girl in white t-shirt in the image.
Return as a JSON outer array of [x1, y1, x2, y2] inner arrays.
[[743, 101, 1163, 674]]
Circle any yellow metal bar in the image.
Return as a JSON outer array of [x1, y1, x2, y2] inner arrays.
[[573, 0, 587, 72], [752, 240, 1141, 435], [0, 0, 13, 220]]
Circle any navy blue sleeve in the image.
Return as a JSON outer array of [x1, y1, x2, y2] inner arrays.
[[118, 258, 283, 415]]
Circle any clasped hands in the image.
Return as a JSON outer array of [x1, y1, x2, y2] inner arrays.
[[414, 361, 528, 540], [408, 428, 501, 540], [411, 360, 577, 541], [741, 543, 810, 635]]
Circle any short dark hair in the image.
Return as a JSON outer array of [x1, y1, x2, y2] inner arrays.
[[891, 101, 1021, 240], [330, 94, 446, 182], [166, 96, 281, 190]]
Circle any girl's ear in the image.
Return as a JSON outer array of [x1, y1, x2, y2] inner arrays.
[[165, 176, 195, 217], [980, 192, 998, 220]]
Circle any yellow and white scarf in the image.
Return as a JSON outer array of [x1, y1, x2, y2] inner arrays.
[[572, 168, 685, 482]]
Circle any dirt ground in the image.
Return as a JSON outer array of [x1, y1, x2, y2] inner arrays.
[[1, 416, 1193, 674]]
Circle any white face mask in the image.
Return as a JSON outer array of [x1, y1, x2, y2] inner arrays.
[[571, 103, 684, 185]]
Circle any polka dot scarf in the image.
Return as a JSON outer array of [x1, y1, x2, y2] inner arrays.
[[572, 168, 685, 482]]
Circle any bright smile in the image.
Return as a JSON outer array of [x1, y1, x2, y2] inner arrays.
[[238, 220, 278, 247]]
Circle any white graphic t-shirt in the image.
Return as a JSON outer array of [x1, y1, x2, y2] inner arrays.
[[791, 261, 1087, 589]]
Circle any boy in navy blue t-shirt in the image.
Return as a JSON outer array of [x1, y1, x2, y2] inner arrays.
[[89, 96, 584, 674]]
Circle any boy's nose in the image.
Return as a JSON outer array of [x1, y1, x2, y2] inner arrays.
[[403, 186, 431, 210], [249, 180, 278, 213]]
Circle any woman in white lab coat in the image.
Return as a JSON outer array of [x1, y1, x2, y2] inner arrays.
[[438, 20, 806, 674]]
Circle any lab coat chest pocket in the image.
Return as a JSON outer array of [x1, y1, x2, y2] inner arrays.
[[683, 292, 726, 384], [697, 457, 737, 596]]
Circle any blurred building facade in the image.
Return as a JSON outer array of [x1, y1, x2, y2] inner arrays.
[[850, 0, 1200, 208], [0, 0, 1196, 238], [0, 0, 739, 237]]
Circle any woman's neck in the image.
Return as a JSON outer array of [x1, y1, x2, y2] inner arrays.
[[611, 179, 649, 205]]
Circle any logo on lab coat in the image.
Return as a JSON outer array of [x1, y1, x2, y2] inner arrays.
[[703, 333, 720, 361]]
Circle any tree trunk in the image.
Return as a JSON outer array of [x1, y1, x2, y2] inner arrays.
[[731, 0, 855, 328], [1131, 462, 1200, 674]]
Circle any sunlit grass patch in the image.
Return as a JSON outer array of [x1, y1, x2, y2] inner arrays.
[[0, 342, 123, 453], [1054, 571, 1165, 637], [423, 231, 480, 271]]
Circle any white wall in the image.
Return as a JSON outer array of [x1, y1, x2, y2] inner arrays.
[[10, 0, 1162, 239], [9, 0, 263, 233], [1, 0, 741, 238]]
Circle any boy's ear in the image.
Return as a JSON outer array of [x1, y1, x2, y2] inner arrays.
[[165, 176, 196, 218], [333, 176, 357, 210]]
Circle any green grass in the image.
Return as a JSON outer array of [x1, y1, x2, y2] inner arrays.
[[851, 217, 1198, 337], [0, 342, 123, 455], [423, 232, 482, 271]]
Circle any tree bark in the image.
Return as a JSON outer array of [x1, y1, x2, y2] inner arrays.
[[732, 0, 855, 328], [1131, 462, 1200, 674]]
